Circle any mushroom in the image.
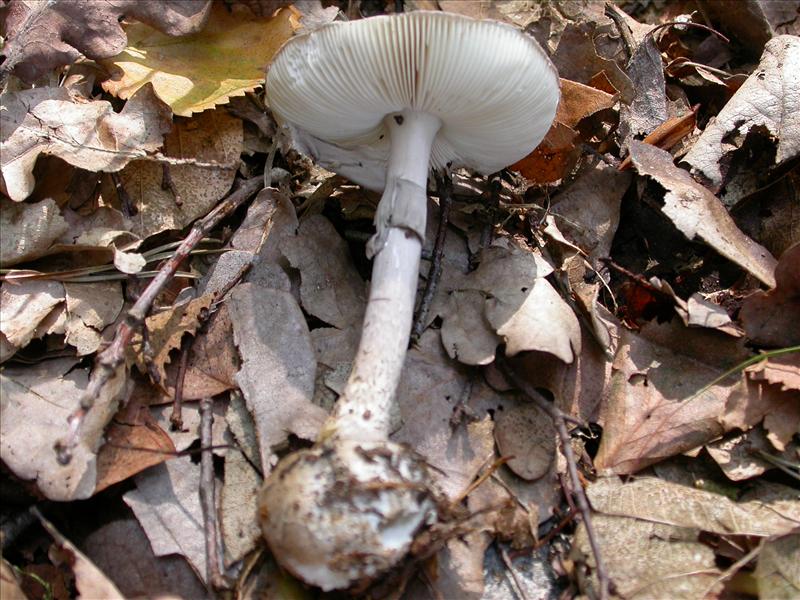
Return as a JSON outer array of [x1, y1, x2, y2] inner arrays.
[[259, 10, 559, 591]]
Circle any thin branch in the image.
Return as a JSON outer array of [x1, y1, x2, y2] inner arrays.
[[55, 176, 264, 465], [411, 173, 452, 344], [200, 397, 227, 590], [498, 355, 612, 600]]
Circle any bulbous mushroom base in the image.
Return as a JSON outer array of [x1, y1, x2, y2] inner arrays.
[[258, 439, 437, 591]]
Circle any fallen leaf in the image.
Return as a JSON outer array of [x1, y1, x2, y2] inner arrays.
[[36, 513, 125, 600], [556, 79, 617, 128], [130, 294, 214, 387], [510, 121, 580, 184], [572, 513, 721, 598], [393, 329, 496, 501], [283, 214, 366, 329], [683, 35, 800, 189], [123, 456, 210, 582], [221, 448, 262, 565], [629, 141, 778, 287], [0, 279, 64, 350], [0, 0, 212, 83], [706, 428, 797, 481], [755, 534, 800, 599], [588, 476, 800, 536], [111, 109, 242, 238], [0, 84, 171, 202], [102, 4, 294, 116], [595, 318, 750, 474], [80, 517, 206, 599], [163, 304, 239, 400], [746, 352, 800, 392], [64, 281, 124, 356], [740, 243, 800, 347], [228, 283, 326, 471], [494, 399, 555, 481], [0, 559, 26, 600], [0, 197, 69, 266], [440, 289, 501, 366], [94, 398, 175, 493], [1, 357, 127, 500]]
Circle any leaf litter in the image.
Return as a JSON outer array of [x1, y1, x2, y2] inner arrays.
[[0, 1, 798, 599]]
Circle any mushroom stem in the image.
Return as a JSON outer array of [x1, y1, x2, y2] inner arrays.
[[325, 109, 442, 442]]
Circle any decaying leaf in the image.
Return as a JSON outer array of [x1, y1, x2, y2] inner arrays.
[[683, 35, 800, 188], [595, 318, 750, 474], [0, 0, 212, 83], [0, 279, 64, 351], [0, 197, 69, 266], [588, 476, 800, 536], [130, 293, 214, 387], [740, 243, 800, 347], [123, 456, 210, 583], [80, 516, 206, 599], [36, 512, 125, 600], [283, 214, 366, 329], [630, 141, 778, 287], [755, 534, 800, 599], [572, 513, 722, 598], [0, 84, 172, 202], [228, 283, 326, 471], [0, 357, 127, 500], [101, 4, 294, 116], [221, 448, 262, 565], [111, 109, 242, 238], [494, 399, 555, 481]]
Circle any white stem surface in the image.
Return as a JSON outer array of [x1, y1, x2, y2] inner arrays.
[[327, 110, 441, 442]]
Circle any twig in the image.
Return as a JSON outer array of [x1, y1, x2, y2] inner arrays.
[[411, 173, 452, 343], [170, 336, 193, 430], [200, 397, 227, 590], [697, 540, 764, 598], [604, 3, 635, 60], [498, 356, 612, 600], [55, 176, 264, 465], [161, 164, 183, 207], [647, 20, 730, 43], [499, 543, 529, 600], [111, 171, 137, 217]]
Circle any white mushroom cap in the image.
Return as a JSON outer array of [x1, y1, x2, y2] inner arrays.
[[267, 11, 559, 181]]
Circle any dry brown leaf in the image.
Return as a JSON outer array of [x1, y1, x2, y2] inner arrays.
[[595, 318, 750, 474], [707, 428, 798, 481], [123, 456, 210, 583], [556, 79, 617, 129], [80, 516, 206, 599], [1, 357, 127, 500], [683, 35, 800, 189], [393, 329, 496, 501], [228, 283, 326, 470], [747, 352, 800, 392], [494, 399, 555, 481], [440, 289, 501, 366], [112, 109, 242, 238], [552, 22, 634, 103], [1, 0, 212, 83], [0, 279, 64, 351], [163, 303, 238, 400], [283, 214, 366, 329], [618, 36, 668, 152], [510, 121, 580, 184], [588, 476, 800, 536], [0, 197, 69, 266], [1, 84, 171, 202], [221, 448, 262, 566], [36, 513, 125, 600], [572, 514, 721, 599], [94, 396, 175, 493], [64, 281, 124, 356], [740, 243, 800, 347], [629, 141, 778, 287], [130, 294, 214, 388], [755, 534, 800, 599]]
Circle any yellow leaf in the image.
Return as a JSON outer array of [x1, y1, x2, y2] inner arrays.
[[101, 5, 294, 116]]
